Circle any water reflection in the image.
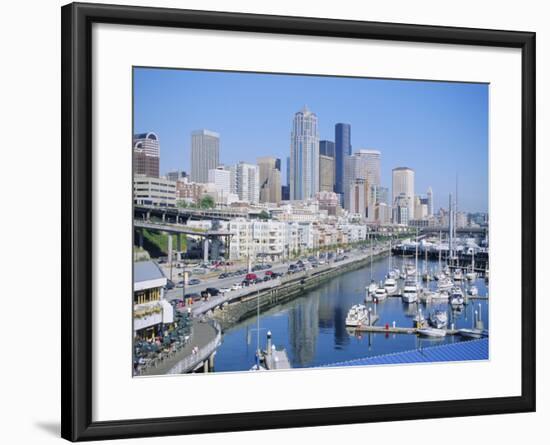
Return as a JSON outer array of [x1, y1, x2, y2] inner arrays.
[[214, 254, 489, 372]]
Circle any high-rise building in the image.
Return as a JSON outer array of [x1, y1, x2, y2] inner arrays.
[[133, 132, 160, 178], [190, 129, 220, 183], [257, 156, 282, 204], [286, 156, 290, 187], [393, 193, 411, 225], [347, 178, 369, 217], [319, 154, 335, 193], [290, 106, 320, 200], [208, 166, 232, 201], [319, 140, 335, 158], [231, 162, 259, 204], [334, 123, 351, 199], [427, 186, 434, 216], [356, 149, 381, 186], [392, 167, 415, 223], [343, 152, 369, 212]]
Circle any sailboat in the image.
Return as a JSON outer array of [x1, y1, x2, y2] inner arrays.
[[402, 230, 421, 304], [466, 249, 477, 281], [450, 285, 465, 306], [384, 239, 398, 294], [365, 235, 377, 301]]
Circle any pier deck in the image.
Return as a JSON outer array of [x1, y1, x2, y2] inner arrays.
[[354, 325, 459, 335]]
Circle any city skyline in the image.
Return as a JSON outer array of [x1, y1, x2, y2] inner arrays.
[[134, 67, 489, 212]]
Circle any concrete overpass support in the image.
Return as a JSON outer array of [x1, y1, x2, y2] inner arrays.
[[203, 238, 209, 263]]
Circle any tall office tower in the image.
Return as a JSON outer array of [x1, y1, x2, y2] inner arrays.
[[319, 140, 335, 158], [208, 166, 232, 201], [347, 179, 369, 217], [356, 149, 381, 186], [319, 154, 335, 193], [286, 156, 290, 187], [393, 193, 412, 225], [392, 167, 415, 223], [231, 162, 259, 204], [343, 152, 369, 211], [427, 186, 434, 216], [290, 106, 320, 200], [190, 129, 220, 183], [133, 132, 160, 178], [257, 156, 282, 204], [334, 123, 351, 200]]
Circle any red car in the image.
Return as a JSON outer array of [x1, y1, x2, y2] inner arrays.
[[245, 273, 257, 281], [265, 270, 273, 276]]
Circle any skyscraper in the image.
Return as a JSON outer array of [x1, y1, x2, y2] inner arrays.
[[319, 154, 335, 193], [208, 166, 232, 202], [343, 152, 369, 212], [257, 156, 282, 204], [190, 129, 220, 183], [334, 123, 351, 199], [392, 167, 415, 223], [290, 106, 319, 200], [356, 149, 381, 186], [427, 186, 434, 216], [231, 162, 259, 204], [133, 132, 160, 178], [319, 140, 335, 158]]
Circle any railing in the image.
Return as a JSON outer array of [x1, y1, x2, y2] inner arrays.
[[167, 321, 222, 374]]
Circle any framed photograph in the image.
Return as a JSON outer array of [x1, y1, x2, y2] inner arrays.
[[61, 2, 536, 441]]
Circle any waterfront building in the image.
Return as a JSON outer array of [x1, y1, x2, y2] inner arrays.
[[165, 170, 187, 182], [334, 123, 352, 202], [392, 167, 415, 222], [319, 140, 335, 158], [133, 132, 160, 178], [190, 129, 220, 183], [134, 176, 177, 207], [257, 156, 282, 204], [356, 149, 381, 186], [231, 162, 260, 204], [271, 200, 320, 222], [414, 195, 428, 219], [133, 261, 173, 340], [319, 154, 336, 193], [290, 106, 320, 200]]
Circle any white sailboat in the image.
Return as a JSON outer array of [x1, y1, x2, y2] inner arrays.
[[374, 283, 388, 302], [384, 239, 398, 294], [402, 279, 419, 303], [429, 310, 448, 329], [417, 327, 446, 338], [466, 249, 477, 281], [365, 235, 377, 301]]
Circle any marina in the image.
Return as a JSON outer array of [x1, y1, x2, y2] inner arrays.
[[212, 246, 489, 372]]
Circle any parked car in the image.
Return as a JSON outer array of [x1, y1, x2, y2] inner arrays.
[[205, 287, 220, 296], [185, 293, 201, 302], [164, 279, 175, 290], [231, 283, 242, 291], [262, 276, 271, 282], [188, 278, 201, 285], [219, 287, 231, 294], [264, 270, 273, 276], [218, 273, 228, 279], [245, 273, 257, 281]]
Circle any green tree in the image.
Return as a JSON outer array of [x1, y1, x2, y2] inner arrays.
[[199, 195, 215, 209], [259, 210, 271, 220]]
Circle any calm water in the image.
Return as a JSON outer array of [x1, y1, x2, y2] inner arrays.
[[214, 254, 489, 372]]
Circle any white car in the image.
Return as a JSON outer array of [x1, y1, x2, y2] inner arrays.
[[231, 283, 242, 291], [219, 287, 231, 294]]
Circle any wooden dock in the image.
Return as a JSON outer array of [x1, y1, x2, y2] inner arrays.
[[354, 325, 459, 336]]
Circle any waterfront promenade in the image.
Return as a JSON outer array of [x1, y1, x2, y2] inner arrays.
[[139, 318, 221, 376]]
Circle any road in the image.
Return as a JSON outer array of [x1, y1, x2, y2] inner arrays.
[[163, 242, 391, 314]]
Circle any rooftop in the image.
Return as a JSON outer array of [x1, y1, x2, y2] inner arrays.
[[134, 260, 165, 284], [322, 338, 488, 368]]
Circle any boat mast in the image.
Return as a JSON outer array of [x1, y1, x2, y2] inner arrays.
[[370, 233, 373, 280], [415, 228, 419, 283], [438, 231, 442, 273]]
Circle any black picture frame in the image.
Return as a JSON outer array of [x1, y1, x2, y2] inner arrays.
[[61, 2, 536, 441]]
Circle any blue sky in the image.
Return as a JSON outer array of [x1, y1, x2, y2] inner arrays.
[[133, 67, 488, 212]]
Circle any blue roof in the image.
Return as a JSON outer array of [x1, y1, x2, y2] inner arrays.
[[134, 261, 165, 283], [323, 338, 488, 368]]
